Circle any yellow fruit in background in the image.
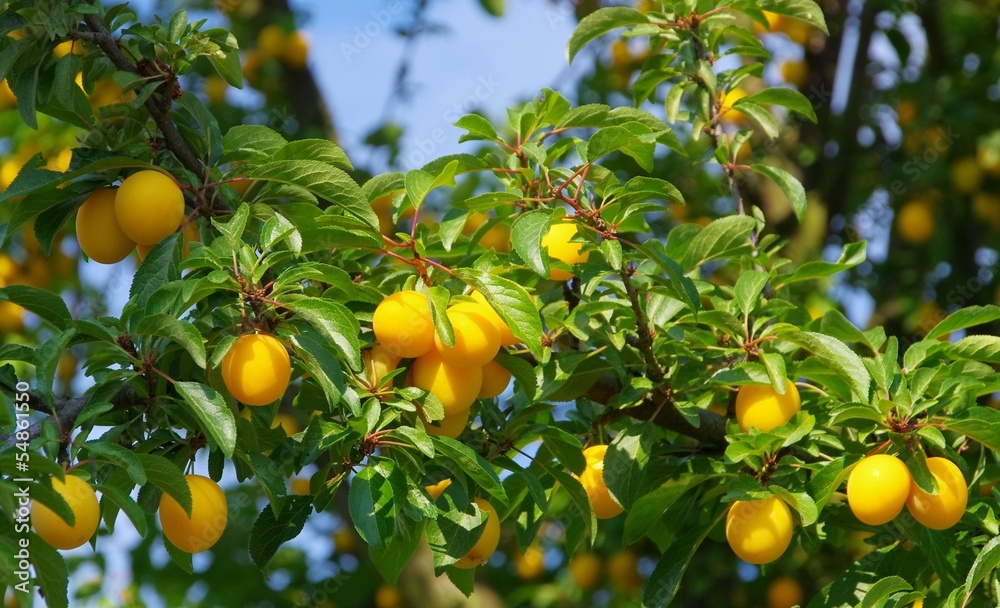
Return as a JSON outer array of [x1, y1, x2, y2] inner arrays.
[[950, 156, 983, 195], [333, 525, 360, 554], [906, 457, 968, 530], [726, 497, 794, 564], [1, 158, 23, 189], [0, 254, 17, 285], [282, 30, 309, 69], [515, 545, 546, 580], [542, 222, 589, 281], [425, 478, 452, 501], [470, 290, 519, 346], [44, 148, 72, 172], [454, 497, 501, 569], [158, 474, 228, 553], [735, 380, 801, 432], [767, 576, 804, 608], [372, 194, 396, 235], [420, 406, 470, 439], [374, 584, 404, 608], [720, 87, 749, 124], [220, 334, 292, 406], [434, 302, 501, 368], [913, 600, 923, 608], [781, 59, 808, 87], [242, 50, 264, 88], [363, 345, 401, 390], [607, 550, 641, 592], [480, 223, 511, 252], [784, 20, 813, 46], [290, 478, 310, 495], [115, 170, 185, 246], [57, 353, 77, 384], [257, 24, 286, 59], [373, 291, 435, 359], [897, 101, 917, 127], [0, 300, 24, 333], [272, 413, 300, 436], [230, 177, 254, 199], [53, 40, 86, 58], [972, 193, 1000, 230], [569, 552, 603, 591], [410, 350, 482, 415], [76, 188, 136, 264], [204, 75, 228, 105], [896, 200, 935, 245], [31, 475, 100, 550], [0, 79, 15, 108], [577, 445, 624, 519], [479, 360, 512, 399], [847, 454, 912, 525]]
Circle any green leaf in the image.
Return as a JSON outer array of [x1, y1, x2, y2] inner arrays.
[[246, 452, 287, 508], [222, 125, 288, 163], [730, 100, 780, 139], [605, 426, 654, 509], [426, 492, 489, 571], [642, 517, 714, 607], [926, 305, 1000, 341], [427, 286, 455, 348], [84, 442, 146, 485], [348, 465, 397, 549], [511, 209, 554, 278], [965, 536, 1000, 600], [270, 139, 352, 171], [284, 297, 362, 371], [97, 484, 149, 538], [859, 576, 911, 608], [248, 496, 313, 571], [949, 335, 1000, 364], [163, 536, 193, 574], [246, 161, 378, 230], [175, 382, 237, 458], [611, 176, 685, 207], [129, 233, 182, 306], [455, 114, 499, 143], [631, 241, 701, 315], [368, 512, 424, 586], [0, 285, 71, 330], [29, 533, 68, 608], [751, 164, 807, 222], [741, 87, 817, 122], [567, 7, 649, 62], [623, 481, 690, 546], [732, 0, 829, 34], [734, 270, 769, 317], [943, 407, 1000, 451], [289, 331, 345, 408], [681, 215, 757, 269], [136, 454, 191, 516], [454, 269, 544, 359], [478, 0, 504, 16], [432, 436, 507, 503], [404, 159, 459, 209], [135, 314, 207, 368], [770, 487, 818, 526], [783, 331, 871, 401], [774, 241, 867, 288]]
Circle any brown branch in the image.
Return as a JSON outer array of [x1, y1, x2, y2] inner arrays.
[[2, 386, 140, 448], [80, 11, 207, 181], [620, 268, 665, 384]]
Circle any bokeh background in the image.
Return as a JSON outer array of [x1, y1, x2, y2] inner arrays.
[[3, 0, 1000, 606]]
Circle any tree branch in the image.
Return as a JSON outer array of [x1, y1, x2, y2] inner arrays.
[[2, 387, 140, 448], [79, 12, 207, 180], [621, 269, 665, 384]]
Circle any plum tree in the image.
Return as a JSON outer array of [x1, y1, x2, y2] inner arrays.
[[735, 379, 801, 432], [725, 497, 794, 565], [373, 290, 435, 358]]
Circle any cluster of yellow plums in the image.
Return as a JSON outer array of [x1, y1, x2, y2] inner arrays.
[[32, 473, 228, 554], [75, 170, 194, 265], [372, 289, 517, 439]]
